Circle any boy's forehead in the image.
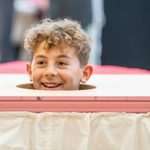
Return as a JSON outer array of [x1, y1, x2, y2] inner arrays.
[[32, 43, 79, 60], [35, 42, 78, 55]]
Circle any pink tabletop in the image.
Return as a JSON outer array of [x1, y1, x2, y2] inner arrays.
[[0, 73, 150, 112]]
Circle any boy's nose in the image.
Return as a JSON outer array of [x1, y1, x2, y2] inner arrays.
[[44, 66, 57, 77]]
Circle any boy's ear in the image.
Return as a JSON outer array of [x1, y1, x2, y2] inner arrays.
[[80, 65, 93, 83], [26, 63, 32, 81]]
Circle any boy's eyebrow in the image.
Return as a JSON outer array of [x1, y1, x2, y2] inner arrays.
[[57, 54, 71, 59], [35, 55, 46, 59], [35, 54, 71, 59]]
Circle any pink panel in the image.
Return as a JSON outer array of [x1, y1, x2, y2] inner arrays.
[[0, 98, 150, 113], [93, 65, 150, 74], [0, 61, 27, 74]]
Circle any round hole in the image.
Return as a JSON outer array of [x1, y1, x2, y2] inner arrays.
[[16, 83, 96, 90]]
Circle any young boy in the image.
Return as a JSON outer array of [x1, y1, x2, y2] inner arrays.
[[24, 18, 93, 90]]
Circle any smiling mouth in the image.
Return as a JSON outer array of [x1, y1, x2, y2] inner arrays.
[[41, 82, 63, 89]]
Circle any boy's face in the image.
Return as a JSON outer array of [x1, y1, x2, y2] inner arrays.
[[27, 41, 92, 90]]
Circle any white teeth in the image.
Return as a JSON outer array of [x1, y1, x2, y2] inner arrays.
[[42, 83, 61, 88]]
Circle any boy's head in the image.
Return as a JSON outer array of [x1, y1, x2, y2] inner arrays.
[[24, 18, 93, 90]]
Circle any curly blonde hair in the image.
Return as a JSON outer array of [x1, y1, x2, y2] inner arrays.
[[24, 18, 91, 66]]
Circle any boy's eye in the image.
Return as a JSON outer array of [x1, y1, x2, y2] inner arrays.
[[57, 61, 67, 66], [37, 60, 46, 65]]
